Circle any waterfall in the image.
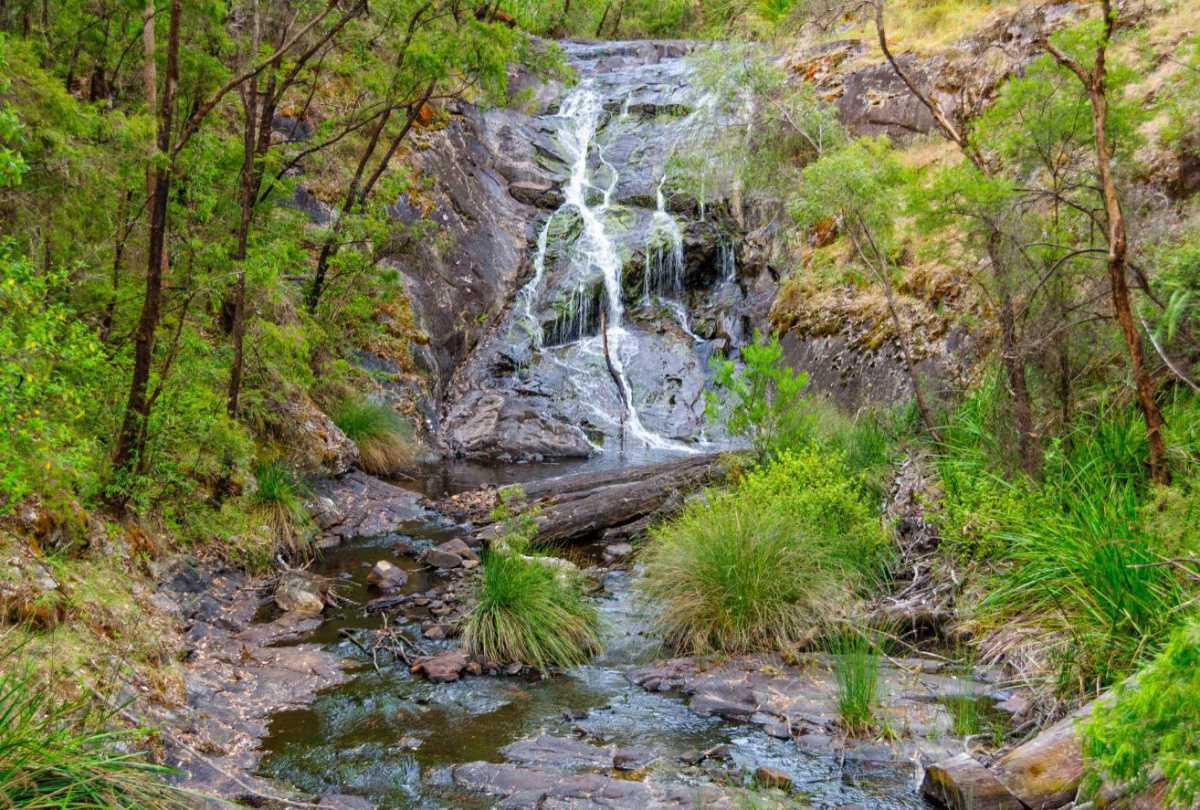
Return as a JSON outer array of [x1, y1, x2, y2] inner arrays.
[[523, 83, 695, 454], [719, 237, 737, 283]]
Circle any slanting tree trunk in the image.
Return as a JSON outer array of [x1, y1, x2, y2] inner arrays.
[[1045, 1, 1169, 484], [113, 0, 180, 474]]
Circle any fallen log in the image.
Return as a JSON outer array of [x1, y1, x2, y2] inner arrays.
[[482, 453, 729, 544]]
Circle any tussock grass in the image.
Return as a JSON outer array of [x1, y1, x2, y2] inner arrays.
[[639, 448, 891, 655], [463, 550, 601, 671], [250, 460, 313, 560], [825, 629, 882, 735], [0, 666, 188, 808], [331, 397, 414, 475]]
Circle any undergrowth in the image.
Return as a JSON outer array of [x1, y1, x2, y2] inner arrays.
[[639, 448, 891, 655], [330, 397, 415, 476], [0, 662, 188, 808], [249, 461, 314, 561], [825, 629, 883, 735]]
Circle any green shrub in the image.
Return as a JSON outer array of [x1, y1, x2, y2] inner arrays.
[[639, 448, 891, 655], [939, 388, 1200, 691], [250, 460, 313, 560], [825, 630, 882, 735], [330, 397, 414, 476], [1082, 616, 1200, 807], [0, 667, 188, 808], [463, 550, 601, 671], [707, 330, 814, 459]]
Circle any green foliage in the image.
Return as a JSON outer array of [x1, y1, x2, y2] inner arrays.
[[0, 664, 188, 808], [672, 45, 844, 212], [639, 448, 891, 655], [793, 137, 909, 251], [250, 461, 313, 561], [330, 397, 414, 476], [0, 241, 109, 512], [707, 330, 813, 458], [463, 549, 601, 671], [1082, 616, 1200, 807], [937, 383, 1200, 693], [825, 629, 882, 735]]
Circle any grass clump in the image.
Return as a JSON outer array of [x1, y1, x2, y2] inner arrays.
[[249, 460, 313, 561], [639, 448, 891, 655], [0, 665, 188, 808], [330, 396, 414, 476], [825, 629, 883, 735], [462, 550, 602, 671], [1082, 616, 1200, 808], [463, 491, 600, 671]]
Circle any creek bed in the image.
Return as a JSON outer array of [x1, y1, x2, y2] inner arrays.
[[254, 508, 939, 808]]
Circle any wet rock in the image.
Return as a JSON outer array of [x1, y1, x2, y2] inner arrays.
[[366, 560, 408, 592], [311, 472, 430, 541], [501, 735, 614, 770], [411, 649, 470, 682], [754, 767, 793, 791], [424, 546, 463, 570], [443, 391, 594, 461], [601, 542, 634, 562], [613, 747, 657, 771], [316, 794, 374, 809], [274, 572, 325, 616], [421, 623, 446, 640]]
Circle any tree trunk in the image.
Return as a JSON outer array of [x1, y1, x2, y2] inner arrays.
[[988, 232, 1040, 478], [226, 0, 261, 418], [113, 0, 180, 475], [1089, 83, 1168, 483]]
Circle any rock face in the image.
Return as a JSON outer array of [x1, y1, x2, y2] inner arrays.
[[265, 395, 358, 476], [402, 40, 751, 461]]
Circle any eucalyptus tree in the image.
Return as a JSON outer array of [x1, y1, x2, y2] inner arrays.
[[1041, 3, 1170, 483]]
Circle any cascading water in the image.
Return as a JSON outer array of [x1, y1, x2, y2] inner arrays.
[[522, 84, 695, 454]]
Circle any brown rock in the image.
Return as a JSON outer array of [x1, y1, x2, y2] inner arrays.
[[921, 753, 1024, 810], [411, 650, 469, 682], [274, 573, 325, 616], [366, 560, 408, 592]]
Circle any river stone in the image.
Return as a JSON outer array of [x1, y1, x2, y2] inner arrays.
[[366, 560, 408, 591], [411, 649, 469, 682], [274, 573, 324, 616], [921, 753, 1025, 810], [754, 767, 793, 791]]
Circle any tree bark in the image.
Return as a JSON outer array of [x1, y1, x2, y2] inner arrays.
[[1045, 2, 1169, 484], [113, 0, 180, 475], [225, 0, 261, 418], [988, 232, 1040, 477]]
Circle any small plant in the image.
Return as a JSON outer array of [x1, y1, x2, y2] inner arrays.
[[826, 629, 882, 735], [250, 460, 313, 560], [706, 330, 813, 459], [0, 665, 189, 808], [945, 694, 981, 738], [330, 396, 414, 476], [462, 550, 602, 671]]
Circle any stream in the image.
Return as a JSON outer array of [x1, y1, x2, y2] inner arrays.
[[250, 462, 960, 809]]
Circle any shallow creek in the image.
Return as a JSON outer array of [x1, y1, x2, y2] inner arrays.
[[253, 464, 966, 808]]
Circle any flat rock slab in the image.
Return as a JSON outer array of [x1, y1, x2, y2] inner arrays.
[[312, 471, 431, 542], [630, 653, 974, 760], [452, 762, 733, 809], [158, 564, 348, 803]]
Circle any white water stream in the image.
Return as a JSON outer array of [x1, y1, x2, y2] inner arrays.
[[521, 83, 696, 454]]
